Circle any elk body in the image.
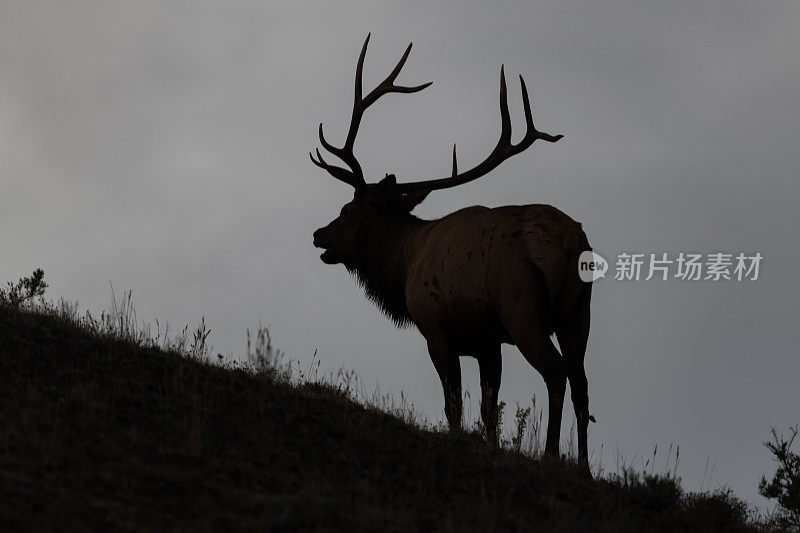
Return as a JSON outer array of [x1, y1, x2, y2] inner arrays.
[[312, 35, 595, 470]]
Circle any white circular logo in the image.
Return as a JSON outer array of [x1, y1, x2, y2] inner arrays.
[[578, 250, 608, 282]]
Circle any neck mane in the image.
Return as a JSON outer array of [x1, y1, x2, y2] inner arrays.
[[349, 214, 427, 328]]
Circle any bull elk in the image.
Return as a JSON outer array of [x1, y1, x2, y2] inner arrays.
[[311, 35, 595, 471]]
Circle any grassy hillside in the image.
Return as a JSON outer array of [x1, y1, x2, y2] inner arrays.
[[0, 301, 756, 531]]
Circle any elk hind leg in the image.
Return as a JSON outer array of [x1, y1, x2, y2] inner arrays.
[[503, 311, 567, 457], [556, 284, 592, 472]]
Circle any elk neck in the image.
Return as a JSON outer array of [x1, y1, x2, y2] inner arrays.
[[350, 211, 430, 328]]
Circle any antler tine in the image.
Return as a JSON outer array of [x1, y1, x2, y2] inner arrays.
[[386, 42, 413, 86], [520, 75, 534, 133], [518, 74, 563, 144], [309, 148, 362, 188], [354, 33, 370, 108], [361, 44, 433, 109], [498, 65, 512, 146], [311, 34, 432, 190], [342, 33, 372, 155], [394, 67, 563, 194]]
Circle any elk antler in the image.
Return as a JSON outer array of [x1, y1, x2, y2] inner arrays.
[[310, 34, 432, 190], [393, 66, 563, 194]]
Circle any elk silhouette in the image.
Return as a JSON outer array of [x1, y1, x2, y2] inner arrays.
[[312, 35, 595, 471]]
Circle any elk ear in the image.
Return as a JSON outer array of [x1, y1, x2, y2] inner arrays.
[[376, 173, 397, 192], [399, 189, 430, 212]]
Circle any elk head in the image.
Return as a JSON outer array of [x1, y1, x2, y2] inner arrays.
[[312, 175, 429, 268], [311, 34, 564, 270]]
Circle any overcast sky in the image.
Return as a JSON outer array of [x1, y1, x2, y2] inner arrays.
[[2, 1, 798, 509]]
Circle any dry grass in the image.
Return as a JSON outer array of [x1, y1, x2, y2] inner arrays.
[[0, 292, 759, 531]]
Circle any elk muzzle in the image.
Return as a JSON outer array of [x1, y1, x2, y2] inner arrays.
[[313, 227, 338, 264]]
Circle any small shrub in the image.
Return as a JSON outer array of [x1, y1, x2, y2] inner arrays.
[[613, 468, 683, 512], [511, 404, 531, 453], [760, 425, 800, 529], [0, 268, 48, 307], [246, 325, 291, 381], [683, 488, 752, 529]]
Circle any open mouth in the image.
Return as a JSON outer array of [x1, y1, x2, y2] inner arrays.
[[320, 249, 338, 264], [313, 231, 338, 264]]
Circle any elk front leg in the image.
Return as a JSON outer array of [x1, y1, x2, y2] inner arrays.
[[427, 339, 462, 431], [478, 347, 502, 447]]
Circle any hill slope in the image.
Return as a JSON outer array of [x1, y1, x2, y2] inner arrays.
[[0, 304, 753, 531]]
